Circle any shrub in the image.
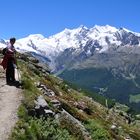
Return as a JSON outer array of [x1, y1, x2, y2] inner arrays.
[[11, 117, 74, 140], [85, 119, 111, 140], [18, 104, 28, 120]]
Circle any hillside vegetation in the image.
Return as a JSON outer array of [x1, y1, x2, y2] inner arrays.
[[7, 52, 140, 140]]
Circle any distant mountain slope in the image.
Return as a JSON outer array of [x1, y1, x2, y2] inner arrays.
[[59, 51, 140, 112]]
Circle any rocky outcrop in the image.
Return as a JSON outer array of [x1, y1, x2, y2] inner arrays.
[[31, 81, 92, 140], [34, 95, 54, 117], [57, 109, 92, 140], [18, 52, 51, 74]]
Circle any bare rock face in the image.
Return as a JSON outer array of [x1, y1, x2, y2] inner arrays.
[[34, 95, 54, 117], [50, 99, 62, 110], [35, 95, 49, 108], [57, 109, 92, 140], [36, 82, 55, 97]]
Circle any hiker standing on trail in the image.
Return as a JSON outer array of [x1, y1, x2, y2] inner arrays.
[[1, 37, 17, 85]]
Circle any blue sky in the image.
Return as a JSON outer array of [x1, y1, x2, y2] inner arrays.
[[0, 0, 139, 39]]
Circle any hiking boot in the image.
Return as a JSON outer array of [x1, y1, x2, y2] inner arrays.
[[13, 81, 22, 88], [6, 82, 13, 86]]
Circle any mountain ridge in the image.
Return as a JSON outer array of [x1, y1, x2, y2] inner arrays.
[[1, 25, 140, 112], [1, 24, 140, 63]]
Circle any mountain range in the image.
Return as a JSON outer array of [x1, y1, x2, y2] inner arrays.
[[1, 25, 140, 112], [1, 25, 140, 70]]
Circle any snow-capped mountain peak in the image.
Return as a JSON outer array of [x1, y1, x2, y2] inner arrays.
[[75, 25, 89, 31], [92, 25, 118, 33], [118, 27, 140, 37], [0, 25, 140, 69], [28, 34, 45, 40]]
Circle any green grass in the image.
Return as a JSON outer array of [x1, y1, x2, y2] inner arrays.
[[10, 59, 77, 140], [10, 56, 140, 140], [129, 94, 140, 103], [84, 119, 111, 140], [11, 117, 74, 140]]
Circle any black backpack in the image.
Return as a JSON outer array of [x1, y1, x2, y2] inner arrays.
[[2, 47, 7, 55]]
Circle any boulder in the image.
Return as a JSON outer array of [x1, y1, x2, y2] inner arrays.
[[28, 56, 39, 63], [44, 109, 55, 117], [57, 109, 92, 140], [50, 99, 62, 110], [34, 95, 48, 109], [34, 95, 56, 117]]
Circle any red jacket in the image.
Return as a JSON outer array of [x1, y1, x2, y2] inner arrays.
[[1, 50, 16, 70]]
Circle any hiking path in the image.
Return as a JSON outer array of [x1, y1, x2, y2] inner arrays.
[[0, 65, 22, 140]]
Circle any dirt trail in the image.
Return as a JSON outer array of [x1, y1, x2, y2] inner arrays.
[[0, 66, 22, 140]]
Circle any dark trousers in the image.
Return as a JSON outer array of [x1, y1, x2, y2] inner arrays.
[[6, 60, 15, 83]]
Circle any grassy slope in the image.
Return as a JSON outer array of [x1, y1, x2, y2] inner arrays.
[[10, 56, 140, 140]]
